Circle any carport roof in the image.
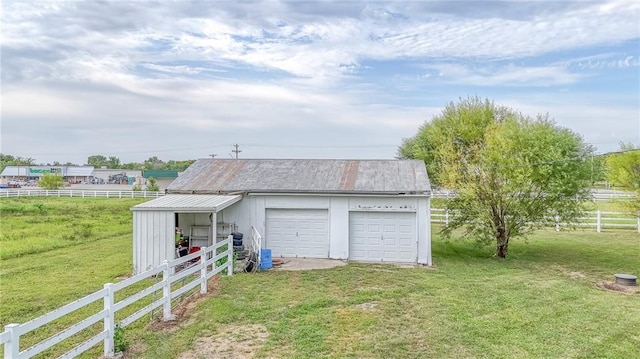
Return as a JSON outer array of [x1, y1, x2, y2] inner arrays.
[[131, 194, 242, 212]]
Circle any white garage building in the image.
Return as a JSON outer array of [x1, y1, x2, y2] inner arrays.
[[132, 159, 431, 273]]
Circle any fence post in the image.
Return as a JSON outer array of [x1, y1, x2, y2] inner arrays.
[[445, 209, 449, 226], [555, 215, 560, 232], [162, 260, 174, 321], [4, 323, 20, 358], [596, 210, 601, 233], [200, 247, 208, 294], [227, 242, 234, 277], [103, 283, 115, 357], [637, 211, 640, 234]]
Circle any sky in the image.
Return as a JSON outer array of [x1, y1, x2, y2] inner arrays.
[[1, 0, 639, 165]]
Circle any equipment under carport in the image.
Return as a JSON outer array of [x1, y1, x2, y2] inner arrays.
[[232, 232, 246, 260]]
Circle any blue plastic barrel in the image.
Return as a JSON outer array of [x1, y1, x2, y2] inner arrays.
[[259, 249, 272, 270]]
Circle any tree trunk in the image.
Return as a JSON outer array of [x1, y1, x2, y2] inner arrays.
[[495, 227, 509, 258], [496, 242, 509, 258]]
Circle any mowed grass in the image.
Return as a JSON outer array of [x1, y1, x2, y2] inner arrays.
[[0, 197, 147, 326], [128, 228, 639, 359], [0, 197, 639, 358]]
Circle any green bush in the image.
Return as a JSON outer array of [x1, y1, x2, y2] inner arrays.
[[39, 173, 64, 189]]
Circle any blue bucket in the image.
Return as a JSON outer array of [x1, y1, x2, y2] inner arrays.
[[259, 249, 272, 270]]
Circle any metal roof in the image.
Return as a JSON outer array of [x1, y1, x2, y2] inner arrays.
[[131, 194, 242, 212], [167, 159, 431, 195]]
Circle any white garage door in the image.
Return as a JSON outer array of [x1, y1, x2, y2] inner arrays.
[[266, 209, 329, 258], [350, 211, 417, 262]]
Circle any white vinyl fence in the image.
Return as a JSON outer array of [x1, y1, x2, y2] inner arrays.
[[432, 190, 636, 202], [0, 189, 164, 199], [431, 208, 640, 233], [0, 236, 233, 359]]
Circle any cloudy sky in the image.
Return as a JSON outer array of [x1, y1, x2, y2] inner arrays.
[[1, 0, 639, 165]]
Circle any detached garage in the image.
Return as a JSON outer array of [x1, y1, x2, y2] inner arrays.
[[133, 159, 432, 271]]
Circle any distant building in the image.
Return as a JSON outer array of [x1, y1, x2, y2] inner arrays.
[[93, 168, 143, 185], [142, 170, 180, 190], [0, 166, 95, 185]]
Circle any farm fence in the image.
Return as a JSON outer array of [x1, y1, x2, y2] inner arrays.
[[0, 236, 233, 359], [0, 189, 164, 199], [431, 208, 640, 233], [432, 190, 636, 202]]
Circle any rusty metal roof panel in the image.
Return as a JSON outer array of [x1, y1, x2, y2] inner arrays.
[[167, 159, 430, 195]]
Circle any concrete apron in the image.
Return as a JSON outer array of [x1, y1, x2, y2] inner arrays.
[[270, 258, 421, 271], [274, 258, 347, 271]]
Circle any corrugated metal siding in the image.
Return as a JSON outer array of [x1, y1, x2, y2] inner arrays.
[[167, 159, 430, 194], [131, 194, 241, 211], [133, 210, 175, 273]]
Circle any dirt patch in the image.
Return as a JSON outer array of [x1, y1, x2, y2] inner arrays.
[[116, 273, 133, 280], [354, 302, 378, 311], [177, 324, 269, 359], [148, 276, 220, 333], [596, 281, 640, 295], [568, 271, 586, 279], [357, 286, 384, 291]]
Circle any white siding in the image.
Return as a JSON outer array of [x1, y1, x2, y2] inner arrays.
[[248, 194, 430, 264], [133, 211, 175, 273]]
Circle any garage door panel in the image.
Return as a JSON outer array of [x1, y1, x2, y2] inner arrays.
[[266, 209, 329, 258], [350, 211, 416, 262], [367, 224, 381, 232], [383, 224, 397, 232]]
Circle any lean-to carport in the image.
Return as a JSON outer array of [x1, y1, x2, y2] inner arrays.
[[131, 194, 242, 273]]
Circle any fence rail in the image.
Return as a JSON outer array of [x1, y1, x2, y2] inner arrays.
[[0, 189, 164, 199], [431, 190, 636, 202], [431, 208, 640, 232], [1, 236, 233, 359]]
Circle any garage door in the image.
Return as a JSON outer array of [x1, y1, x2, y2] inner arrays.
[[266, 209, 329, 258], [350, 212, 416, 262]]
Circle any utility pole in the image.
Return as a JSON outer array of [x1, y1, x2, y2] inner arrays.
[[231, 144, 241, 159]]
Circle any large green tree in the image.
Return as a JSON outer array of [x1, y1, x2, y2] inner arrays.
[[605, 144, 640, 210], [399, 97, 593, 258]]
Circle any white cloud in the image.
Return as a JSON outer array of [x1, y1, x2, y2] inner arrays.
[[0, 0, 638, 164], [421, 63, 585, 86]]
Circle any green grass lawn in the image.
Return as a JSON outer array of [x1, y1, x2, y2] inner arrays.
[[0, 198, 638, 358], [124, 228, 639, 359]]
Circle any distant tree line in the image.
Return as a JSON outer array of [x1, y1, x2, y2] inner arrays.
[[0, 154, 195, 173], [86, 155, 195, 171]]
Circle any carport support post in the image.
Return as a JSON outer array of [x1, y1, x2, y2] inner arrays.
[[200, 247, 207, 294], [161, 260, 173, 320]]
